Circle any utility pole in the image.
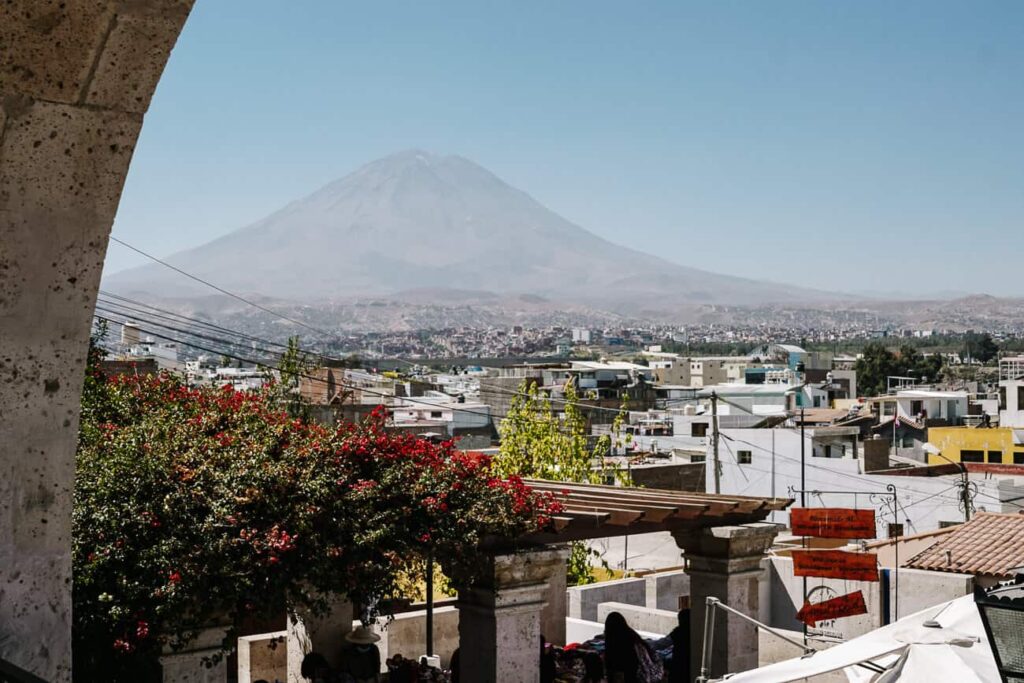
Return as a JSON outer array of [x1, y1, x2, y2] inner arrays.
[[800, 407, 806, 507], [935, 452, 972, 523], [960, 464, 972, 522], [800, 406, 807, 647], [711, 391, 721, 494]]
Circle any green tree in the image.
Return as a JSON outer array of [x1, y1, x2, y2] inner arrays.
[[963, 332, 999, 364], [74, 360, 559, 679], [276, 335, 311, 416], [854, 342, 945, 397], [493, 380, 630, 584], [854, 342, 899, 397]]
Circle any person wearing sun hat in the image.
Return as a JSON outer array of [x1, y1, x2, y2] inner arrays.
[[340, 625, 382, 683]]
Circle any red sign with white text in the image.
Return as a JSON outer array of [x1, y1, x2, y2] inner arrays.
[[797, 591, 868, 627], [790, 507, 876, 539], [791, 550, 878, 582]]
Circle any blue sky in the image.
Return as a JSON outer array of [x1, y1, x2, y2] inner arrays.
[[107, 1, 1024, 297]]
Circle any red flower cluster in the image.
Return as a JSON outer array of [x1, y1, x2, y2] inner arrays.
[[75, 371, 565, 676]]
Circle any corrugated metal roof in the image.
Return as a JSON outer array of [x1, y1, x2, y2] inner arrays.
[[904, 512, 1024, 578]]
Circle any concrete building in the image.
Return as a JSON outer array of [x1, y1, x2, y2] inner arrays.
[[927, 426, 1024, 465], [999, 355, 1024, 428], [391, 394, 492, 433], [571, 328, 592, 344], [699, 383, 799, 417], [872, 389, 970, 425], [120, 320, 141, 346], [715, 428, 1024, 533]]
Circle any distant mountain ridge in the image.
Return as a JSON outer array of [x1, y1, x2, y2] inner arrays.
[[106, 150, 840, 311]]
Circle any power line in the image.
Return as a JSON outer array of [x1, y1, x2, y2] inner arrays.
[[106, 241, 707, 419], [97, 290, 653, 418], [93, 313, 504, 421], [109, 237, 340, 339], [719, 432, 970, 506]]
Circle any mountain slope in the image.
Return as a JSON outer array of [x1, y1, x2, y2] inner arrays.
[[105, 150, 836, 309]]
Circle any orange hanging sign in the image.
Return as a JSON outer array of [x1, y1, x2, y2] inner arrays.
[[797, 591, 868, 626], [792, 549, 878, 582], [790, 507, 876, 539]]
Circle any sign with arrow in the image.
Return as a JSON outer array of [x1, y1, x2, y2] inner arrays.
[[797, 590, 868, 627]]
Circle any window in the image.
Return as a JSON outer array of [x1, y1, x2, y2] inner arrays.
[[691, 454, 706, 463], [911, 400, 923, 415], [691, 422, 709, 437], [882, 402, 896, 416], [961, 450, 984, 463], [430, 410, 443, 419], [1019, 386, 1024, 410], [1015, 452, 1024, 465], [737, 450, 752, 465], [988, 450, 1003, 464], [939, 521, 960, 529], [902, 435, 914, 448]]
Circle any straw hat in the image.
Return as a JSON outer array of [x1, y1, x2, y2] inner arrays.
[[345, 625, 381, 644]]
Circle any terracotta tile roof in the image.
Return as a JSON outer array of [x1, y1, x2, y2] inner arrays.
[[904, 512, 1024, 577], [863, 525, 957, 550]]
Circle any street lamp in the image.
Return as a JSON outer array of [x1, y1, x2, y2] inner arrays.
[[974, 575, 1024, 683]]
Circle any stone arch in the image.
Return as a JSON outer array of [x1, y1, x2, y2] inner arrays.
[[1, 2, 195, 679]]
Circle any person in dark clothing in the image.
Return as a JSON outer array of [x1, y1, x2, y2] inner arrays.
[[448, 648, 460, 683], [667, 605, 692, 683], [300, 652, 337, 683], [540, 635, 557, 683], [340, 626, 381, 683], [604, 611, 659, 683], [581, 651, 604, 682]]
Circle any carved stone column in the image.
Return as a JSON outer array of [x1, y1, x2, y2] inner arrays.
[[456, 546, 569, 683], [673, 523, 781, 680]]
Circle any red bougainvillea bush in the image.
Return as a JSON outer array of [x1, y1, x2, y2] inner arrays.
[[74, 366, 560, 679]]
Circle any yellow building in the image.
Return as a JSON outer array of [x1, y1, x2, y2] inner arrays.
[[927, 426, 1024, 465]]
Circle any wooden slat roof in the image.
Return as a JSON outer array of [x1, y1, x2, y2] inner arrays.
[[518, 479, 792, 544]]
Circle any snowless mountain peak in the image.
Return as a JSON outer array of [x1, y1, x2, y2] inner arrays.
[[105, 151, 835, 310]]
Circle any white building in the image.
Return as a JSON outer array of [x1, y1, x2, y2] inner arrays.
[[391, 393, 492, 433], [872, 389, 970, 424], [999, 356, 1024, 428], [715, 427, 1024, 534], [213, 367, 266, 392], [698, 383, 798, 417], [571, 328, 592, 344]]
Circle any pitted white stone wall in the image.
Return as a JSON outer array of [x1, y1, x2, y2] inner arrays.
[[0, 2, 194, 679]]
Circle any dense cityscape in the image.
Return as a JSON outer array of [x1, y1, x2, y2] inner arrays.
[[5, 3, 1024, 683]]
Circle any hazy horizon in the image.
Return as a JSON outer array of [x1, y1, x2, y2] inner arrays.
[[106, 1, 1024, 298]]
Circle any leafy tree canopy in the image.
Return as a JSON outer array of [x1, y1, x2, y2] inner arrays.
[[492, 380, 630, 584], [854, 342, 944, 397], [75, 358, 559, 679]]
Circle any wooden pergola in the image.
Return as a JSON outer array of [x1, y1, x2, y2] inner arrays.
[[521, 479, 792, 543], [443, 480, 794, 681]]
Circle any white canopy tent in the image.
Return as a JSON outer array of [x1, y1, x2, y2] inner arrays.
[[715, 595, 999, 682]]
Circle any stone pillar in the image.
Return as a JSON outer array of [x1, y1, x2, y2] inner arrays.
[[456, 546, 569, 683], [673, 523, 781, 681], [161, 626, 230, 683], [287, 597, 355, 674], [539, 552, 568, 646], [0, 2, 193, 680]]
